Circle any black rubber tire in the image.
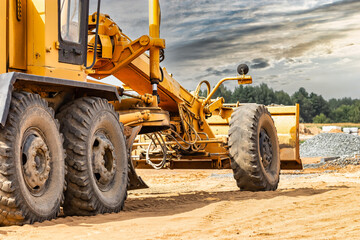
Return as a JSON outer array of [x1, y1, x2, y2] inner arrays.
[[0, 92, 65, 225], [58, 97, 128, 216], [228, 104, 280, 191]]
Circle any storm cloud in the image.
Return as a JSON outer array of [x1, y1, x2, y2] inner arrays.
[[251, 58, 270, 69], [97, 0, 360, 99]]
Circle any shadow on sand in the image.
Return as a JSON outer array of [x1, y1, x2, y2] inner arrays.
[[0, 184, 348, 232]]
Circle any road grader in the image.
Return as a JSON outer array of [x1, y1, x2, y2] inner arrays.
[[0, 0, 302, 225]]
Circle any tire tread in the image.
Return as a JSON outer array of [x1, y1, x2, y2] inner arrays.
[[228, 104, 280, 191], [0, 92, 65, 226], [59, 97, 127, 216]]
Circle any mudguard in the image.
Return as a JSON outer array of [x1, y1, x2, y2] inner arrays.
[[0, 72, 122, 126], [126, 125, 149, 190], [0, 73, 16, 126]]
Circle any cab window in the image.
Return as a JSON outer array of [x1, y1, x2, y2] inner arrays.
[[60, 0, 81, 43], [58, 0, 89, 65]]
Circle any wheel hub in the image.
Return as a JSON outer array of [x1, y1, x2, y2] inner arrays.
[[259, 128, 273, 170], [92, 134, 116, 189], [22, 134, 51, 193]]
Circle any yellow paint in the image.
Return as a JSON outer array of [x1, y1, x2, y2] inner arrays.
[[28, 0, 45, 67], [99, 35, 113, 59], [2, 0, 85, 77], [25, 0, 85, 81], [9, 0, 27, 70], [33, 0, 45, 23], [204, 76, 252, 105], [267, 105, 298, 115], [0, 0, 7, 73], [149, 0, 163, 81], [267, 104, 300, 163], [204, 97, 224, 114]]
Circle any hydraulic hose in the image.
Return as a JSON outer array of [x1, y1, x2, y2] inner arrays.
[[85, 0, 101, 69]]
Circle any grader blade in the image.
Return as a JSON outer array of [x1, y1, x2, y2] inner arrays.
[[208, 104, 302, 170], [267, 104, 302, 170]]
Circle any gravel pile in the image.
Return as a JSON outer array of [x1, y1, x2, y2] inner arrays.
[[300, 133, 360, 158], [327, 155, 360, 167], [303, 154, 360, 169]]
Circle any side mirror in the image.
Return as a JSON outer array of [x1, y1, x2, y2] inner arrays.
[[237, 64, 249, 75]]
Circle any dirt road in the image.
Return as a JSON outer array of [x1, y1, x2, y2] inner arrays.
[[1, 165, 360, 239]]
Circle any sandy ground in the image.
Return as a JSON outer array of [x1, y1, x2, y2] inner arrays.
[[1, 163, 360, 240]]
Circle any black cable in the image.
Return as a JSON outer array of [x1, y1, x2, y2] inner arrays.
[[159, 66, 164, 82], [85, 0, 101, 69], [159, 49, 165, 62]]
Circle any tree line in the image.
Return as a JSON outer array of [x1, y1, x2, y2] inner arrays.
[[199, 83, 360, 123]]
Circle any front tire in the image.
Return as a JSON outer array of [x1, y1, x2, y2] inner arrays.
[[59, 97, 128, 216], [228, 104, 280, 191], [0, 92, 65, 225]]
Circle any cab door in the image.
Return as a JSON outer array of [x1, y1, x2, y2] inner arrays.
[[58, 0, 89, 65]]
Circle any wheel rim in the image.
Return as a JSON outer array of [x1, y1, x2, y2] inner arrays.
[[92, 132, 116, 191], [21, 128, 51, 196], [259, 128, 273, 172]]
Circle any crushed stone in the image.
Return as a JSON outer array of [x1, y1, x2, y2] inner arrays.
[[326, 154, 360, 167], [301, 133, 360, 168], [300, 133, 360, 158]]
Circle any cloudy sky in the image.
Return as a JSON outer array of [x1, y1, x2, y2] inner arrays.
[[93, 0, 360, 99]]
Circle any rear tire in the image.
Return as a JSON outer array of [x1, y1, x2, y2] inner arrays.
[[0, 92, 65, 225], [59, 97, 128, 216], [228, 104, 280, 191]]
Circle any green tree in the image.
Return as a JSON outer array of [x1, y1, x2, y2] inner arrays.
[[194, 83, 360, 123], [291, 88, 316, 122], [212, 85, 232, 102], [313, 113, 331, 123], [330, 105, 352, 122], [275, 90, 293, 105], [348, 102, 360, 122]]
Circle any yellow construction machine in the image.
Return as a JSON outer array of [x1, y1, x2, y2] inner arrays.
[[0, 0, 302, 225]]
